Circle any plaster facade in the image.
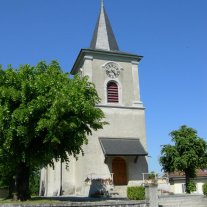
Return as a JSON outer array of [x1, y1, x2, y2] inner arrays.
[[170, 179, 207, 195], [169, 170, 207, 195], [40, 2, 148, 197]]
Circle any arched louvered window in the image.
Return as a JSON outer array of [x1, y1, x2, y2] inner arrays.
[[107, 81, 119, 103]]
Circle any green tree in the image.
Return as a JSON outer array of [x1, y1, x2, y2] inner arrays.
[[0, 61, 105, 200], [0, 160, 15, 198], [160, 125, 207, 193], [29, 168, 40, 196]]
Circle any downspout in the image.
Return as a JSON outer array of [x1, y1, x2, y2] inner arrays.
[[59, 159, 63, 196]]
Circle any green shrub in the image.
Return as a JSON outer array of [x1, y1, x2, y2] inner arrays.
[[148, 171, 157, 180], [29, 169, 40, 196], [203, 183, 207, 196], [186, 181, 196, 193], [127, 186, 145, 200]]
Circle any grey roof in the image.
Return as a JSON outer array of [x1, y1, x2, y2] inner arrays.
[[99, 138, 148, 156], [90, 2, 119, 51]]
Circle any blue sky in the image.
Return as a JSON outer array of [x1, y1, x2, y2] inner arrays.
[[0, 0, 207, 173]]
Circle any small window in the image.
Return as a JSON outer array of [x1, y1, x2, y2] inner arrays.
[[107, 81, 118, 103]]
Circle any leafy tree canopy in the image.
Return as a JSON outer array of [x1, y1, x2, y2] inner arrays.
[[160, 125, 207, 193], [0, 61, 105, 200]]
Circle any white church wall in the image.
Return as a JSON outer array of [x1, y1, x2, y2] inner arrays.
[[40, 1, 148, 196], [61, 157, 76, 195], [91, 57, 141, 107], [100, 107, 147, 148], [46, 164, 58, 196], [68, 105, 148, 195], [73, 131, 112, 195]]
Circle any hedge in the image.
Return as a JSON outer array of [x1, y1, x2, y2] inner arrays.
[[127, 186, 145, 200], [203, 183, 207, 196]]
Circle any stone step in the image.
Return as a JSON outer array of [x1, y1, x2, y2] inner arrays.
[[159, 205, 207, 207], [159, 196, 207, 202], [159, 201, 207, 204], [159, 204, 207, 206], [159, 198, 207, 207], [158, 195, 207, 207], [159, 195, 206, 199], [159, 200, 207, 205], [159, 200, 207, 204]]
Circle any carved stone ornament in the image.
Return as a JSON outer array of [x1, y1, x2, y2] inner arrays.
[[103, 62, 121, 78]]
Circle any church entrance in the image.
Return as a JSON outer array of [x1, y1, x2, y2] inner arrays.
[[112, 157, 127, 185]]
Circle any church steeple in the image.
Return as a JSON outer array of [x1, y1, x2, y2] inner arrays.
[[90, 0, 119, 51], [101, 0, 104, 7]]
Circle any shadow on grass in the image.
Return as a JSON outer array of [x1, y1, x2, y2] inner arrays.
[[32, 196, 128, 202], [0, 196, 128, 204]]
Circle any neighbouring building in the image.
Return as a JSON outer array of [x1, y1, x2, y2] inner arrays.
[[40, 1, 148, 197], [169, 170, 207, 194]]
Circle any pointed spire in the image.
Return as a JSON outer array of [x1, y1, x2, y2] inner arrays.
[[101, 0, 104, 8], [90, 0, 119, 51]]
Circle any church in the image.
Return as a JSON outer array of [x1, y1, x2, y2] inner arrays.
[[40, 1, 148, 197]]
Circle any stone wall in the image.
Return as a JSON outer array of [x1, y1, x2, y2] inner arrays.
[[0, 200, 149, 207]]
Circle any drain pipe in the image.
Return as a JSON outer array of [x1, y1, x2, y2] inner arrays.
[[59, 158, 63, 196]]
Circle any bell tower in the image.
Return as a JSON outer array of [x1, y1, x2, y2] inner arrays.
[[70, 0, 148, 191], [41, 0, 148, 196], [71, 1, 144, 109], [41, 1, 148, 197]]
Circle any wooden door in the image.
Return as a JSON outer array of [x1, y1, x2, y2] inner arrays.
[[112, 157, 127, 185]]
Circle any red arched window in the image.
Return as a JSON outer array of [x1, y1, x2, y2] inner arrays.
[[107, 81, 119, 103]]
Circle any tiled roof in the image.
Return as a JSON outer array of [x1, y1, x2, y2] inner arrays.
[[169, 169, 207, 178]]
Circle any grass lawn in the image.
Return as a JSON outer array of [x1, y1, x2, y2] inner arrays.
[[0, 197, 65, 205]]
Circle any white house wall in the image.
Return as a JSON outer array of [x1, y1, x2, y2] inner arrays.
[[170, 179, 206, 195]]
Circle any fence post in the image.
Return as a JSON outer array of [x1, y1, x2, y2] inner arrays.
[[145, 184, 158, 207]]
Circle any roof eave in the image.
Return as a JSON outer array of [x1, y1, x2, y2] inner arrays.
[[70, 48, 143, 75], [170, 176, 207, 181], [104, 153, 148, 156]]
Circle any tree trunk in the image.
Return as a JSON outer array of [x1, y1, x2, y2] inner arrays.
[[7, 176, 15, 199], [16, 163, 31, 201], [185, 170, 190, 194]]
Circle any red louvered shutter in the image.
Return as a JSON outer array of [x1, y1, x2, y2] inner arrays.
[[107, 82, 119, 103]]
